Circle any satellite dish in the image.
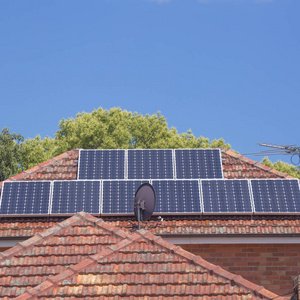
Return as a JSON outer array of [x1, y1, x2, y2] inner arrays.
[[134, 183, 156, 230]]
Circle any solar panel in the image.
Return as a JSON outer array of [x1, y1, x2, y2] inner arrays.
[[128, 149, 173, 179], [0, 181, 51, 215], [78, 150, 125, 180], [152, 180, 201, 214], [201, 179, 252, 213], [102, 180, 148, 214], [51, 181, 100, 214], [175, 149, 223, 179], [251, 179, 300, 213]]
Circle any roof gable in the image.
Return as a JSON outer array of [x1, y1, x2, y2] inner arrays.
[[0, 212, 285, 300], [0, 212, 127, 299]]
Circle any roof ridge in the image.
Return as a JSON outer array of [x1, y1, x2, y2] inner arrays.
[[222, 148, 294, 179], [0, 149, 80, 186]]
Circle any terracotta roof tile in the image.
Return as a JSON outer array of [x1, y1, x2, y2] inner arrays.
[[221, 148, 293, 179], [0, 213, 284, 299], [0, 212, 127, 299], [1, 215, 300, 239], [0, 149, 80, 187]]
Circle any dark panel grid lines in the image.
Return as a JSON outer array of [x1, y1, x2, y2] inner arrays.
[[102, 180, 148, 214], [51, 181, 100, 214], [251, 179, 300, 213], [175, 149, 223, 179], [201, 180, 252, 214], [128, 149, 173, 179], [78, 150, 125, 180], [153, 180, 201, 214], [0, 181, 51, 215]]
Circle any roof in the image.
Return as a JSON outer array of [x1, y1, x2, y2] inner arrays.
[[0, 148, 298, 239], [0, 212, 285, 300], [0, 148, 292, 187], [1, 215, 300, 239]]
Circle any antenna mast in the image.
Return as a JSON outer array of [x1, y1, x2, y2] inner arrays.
[[243, 143, 300, 165]]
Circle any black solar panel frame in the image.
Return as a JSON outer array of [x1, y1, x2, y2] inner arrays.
[[201, 179, 253, 215], [250, 179, 300, 215], [0, 181, 52, 217]]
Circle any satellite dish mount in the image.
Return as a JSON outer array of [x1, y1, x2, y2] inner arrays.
[[134, 183, 156, 230]]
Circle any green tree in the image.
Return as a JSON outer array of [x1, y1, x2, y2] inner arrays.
[[19, 135, 56, 171], [55, 107, 231, 151], [261, 157, 300, 179], [10, 107, 231, 173], [55, 107, 132, 153], [0, 128, 23, 181]]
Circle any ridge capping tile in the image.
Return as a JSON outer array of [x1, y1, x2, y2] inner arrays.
[[68, 257, 96, 274], [107, 237, 135, 252], [49, 268, 76, 285], [18, 233, 44, 249], [90, 247, 115, 261], [28, 279, 55, 296], [0, 244, 23, 261], [14, 292, 34, 300]]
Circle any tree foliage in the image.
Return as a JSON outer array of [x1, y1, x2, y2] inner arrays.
[[0, 128, 23, 181], [55, 107, 231, 151], [1, 107, 231, 179], [5, 106, 300, 180], [261, 157, 300, 179]]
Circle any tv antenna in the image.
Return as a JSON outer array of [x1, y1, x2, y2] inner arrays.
[[243, 143, 300, 165], [134, 183, 156, 230]]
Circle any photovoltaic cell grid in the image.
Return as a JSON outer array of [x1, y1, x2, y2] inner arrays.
[[251, 179, 300, 213], [175, 149, 223, 179], [1, 179, 300, 216], [201, 180, 252, 213], [0, 181, 51, 215], [51, 181, 100, 214], [128, 149, 173, 179], [153, 180, 201, 213], [102, 180, 148, 214], [78, 150, 125, 179]]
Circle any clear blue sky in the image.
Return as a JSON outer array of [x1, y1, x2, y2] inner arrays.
[[0, 0, 299, 164]]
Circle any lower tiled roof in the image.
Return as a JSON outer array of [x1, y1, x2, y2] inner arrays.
[[0, 212, 284, 300], [0, 213, 127, 299], [1, 215, 300, 239]]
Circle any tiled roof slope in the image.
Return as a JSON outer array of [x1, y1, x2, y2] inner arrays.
[[0, 212, 284, 300], [222, 149, 293, 179], [0, 149, 79, 187], [0, 148, 293, 189], [1, 216, 300, 238], [0, 212, 127, 299]]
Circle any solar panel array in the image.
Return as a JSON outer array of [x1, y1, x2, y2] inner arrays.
[[1, 179, 300, 216], [78, 149, 223, 180], [1, 149, 299, 216]]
